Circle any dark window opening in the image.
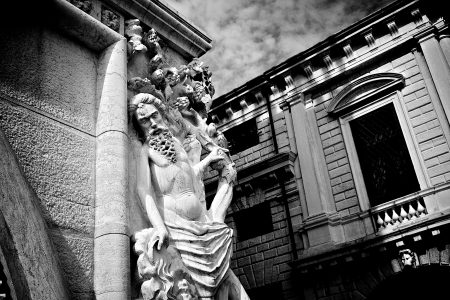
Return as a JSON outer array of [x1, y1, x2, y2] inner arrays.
[[350, 103, 420, 206], [234, 201, 273, 242], [247, 282, 283, 300], [223, 118, 259, 155]]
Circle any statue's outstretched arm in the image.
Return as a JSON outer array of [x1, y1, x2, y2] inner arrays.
[[192, 147, 224, 178], [136, 145, 169, 250]]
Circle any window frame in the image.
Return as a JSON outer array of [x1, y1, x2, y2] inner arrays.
[[340, 91, 429, 211]]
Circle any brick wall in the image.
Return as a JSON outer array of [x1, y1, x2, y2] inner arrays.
[[314, 92, 359, 216], [205, 99, 302, 299]]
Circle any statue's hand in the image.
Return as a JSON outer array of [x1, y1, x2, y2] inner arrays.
[[152, 227, 169, 251], [207, 147, 226, 164], [174, 96, 189, 111]]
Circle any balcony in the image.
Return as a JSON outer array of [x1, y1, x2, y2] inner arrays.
[[371, 182, 450, 233]]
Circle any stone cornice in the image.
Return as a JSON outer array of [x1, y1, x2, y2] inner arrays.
[[264, 0, 421, 79], [104, 0, 212, 58], [414, 25, 438, 43], [49, 0, 124, 52], [205, 152, 296, 198], [211, 0, 429, 127], [292, 215, 450, 273]]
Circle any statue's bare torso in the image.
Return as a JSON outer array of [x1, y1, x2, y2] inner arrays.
[[148, 138, 206, 222]]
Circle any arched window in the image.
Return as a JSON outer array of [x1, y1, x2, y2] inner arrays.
[[329, 73, 427, 209]]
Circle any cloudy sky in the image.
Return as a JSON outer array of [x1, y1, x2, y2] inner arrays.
[[167, 0, 395, 98]]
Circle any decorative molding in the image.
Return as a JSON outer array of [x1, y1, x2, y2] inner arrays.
[[225, 107, 234, 118], [363, 30, 376, 47], [285, 75, 295, 90], [105, 0, 212, 58], [323, 54, 333, 70], [292, 223, 450, 273], [411, 8, 423, 25], [101, 6, 121, 32], [326, 72, 405, 115], [205, 152, 296, 199], [67, 0, 92, 14], [343, 44, 353, 58], [270, 85, 280, 95], [414, 26, 437, 43], [387, 20, 399, 36], [239, 99, 249, 110], [303, 64, 313, 79]]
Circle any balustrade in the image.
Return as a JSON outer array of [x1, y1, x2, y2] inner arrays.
[[373, 197, 427, 230]]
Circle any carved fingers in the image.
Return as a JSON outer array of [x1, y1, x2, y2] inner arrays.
[[174, 96, 190, 111]]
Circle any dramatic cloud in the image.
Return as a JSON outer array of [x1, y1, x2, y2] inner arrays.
[[167, 0, 394, 97]]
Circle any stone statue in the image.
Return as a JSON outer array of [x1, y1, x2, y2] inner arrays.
[[129, 93, 250, 300], [399, 249, 416, 268]]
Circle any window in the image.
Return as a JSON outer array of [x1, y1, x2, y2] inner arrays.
[[349, 102, 420, 206], [233, 201, 273, 241], [341, 94, 425, 209], [223, 118, 259, 155]]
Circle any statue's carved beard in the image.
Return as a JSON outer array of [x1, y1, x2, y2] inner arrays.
[[146, 129, 177, 163]]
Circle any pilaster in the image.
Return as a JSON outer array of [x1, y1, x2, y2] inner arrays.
[[286, 92, 342, 247], [95, 38, 130, 300], [416, 27, 450, 126]]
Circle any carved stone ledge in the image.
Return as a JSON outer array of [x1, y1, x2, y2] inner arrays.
[[292, 223, 450, 274], [205, 151, 296, 199], [106, 0, 212, 58]]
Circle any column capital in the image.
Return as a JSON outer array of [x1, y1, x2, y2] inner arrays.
[[285, 90, 305, 107], [415, 26, 437, 44]]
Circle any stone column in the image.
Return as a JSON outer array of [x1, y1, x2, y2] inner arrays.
[[416, 27, 450, 125], [94, 38, 130, 300], [440, 34, 450, 66]]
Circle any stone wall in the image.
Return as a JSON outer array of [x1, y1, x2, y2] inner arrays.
[[0, 24, 97, 298], [206, 91, 304, 298]]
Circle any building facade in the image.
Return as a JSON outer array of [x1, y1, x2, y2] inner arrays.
[[206, 0, 450, 298]]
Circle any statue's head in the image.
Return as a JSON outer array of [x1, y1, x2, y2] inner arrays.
[[399, 249, 416, 268], [129, 93, 172, 143]]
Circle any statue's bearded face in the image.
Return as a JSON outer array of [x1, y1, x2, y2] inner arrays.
[[135, 103, 168, 136], [136, 103, 177, 163]]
